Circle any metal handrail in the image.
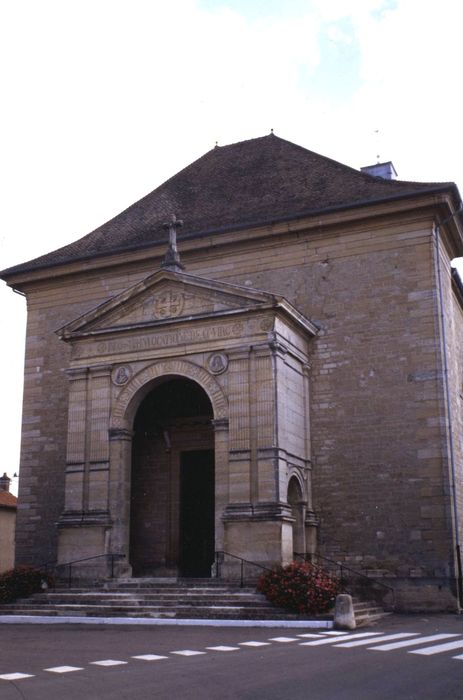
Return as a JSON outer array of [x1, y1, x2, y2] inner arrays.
[[295, 552, 395, 609], [40, 553, 125, 588], [215, 550, 273, 588]]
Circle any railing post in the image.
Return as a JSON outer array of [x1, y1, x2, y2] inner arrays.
[[240, 559, 244, 588], [68, 563, 72, 589], [110, 554, 114, 579]]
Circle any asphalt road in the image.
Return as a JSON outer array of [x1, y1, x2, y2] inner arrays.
[[0, 614, 462, 699]]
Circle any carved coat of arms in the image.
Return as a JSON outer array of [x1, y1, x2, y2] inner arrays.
[[153, 290, 185, 319]]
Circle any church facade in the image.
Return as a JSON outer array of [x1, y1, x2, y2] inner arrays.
[[2, 134, 463, 611]]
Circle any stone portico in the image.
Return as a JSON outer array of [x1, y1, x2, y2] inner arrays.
[[56, 267, 318, 579]]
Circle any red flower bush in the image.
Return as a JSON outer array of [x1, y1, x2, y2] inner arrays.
[[0, 566, 54, 604], [257, 561, 341, 614]]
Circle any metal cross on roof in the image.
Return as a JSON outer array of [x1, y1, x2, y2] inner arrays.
[[161, 214, 185, 272]]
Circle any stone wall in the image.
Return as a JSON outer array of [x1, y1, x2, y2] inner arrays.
[[10, 206, 463, 608], [0, 508, 16, 573]]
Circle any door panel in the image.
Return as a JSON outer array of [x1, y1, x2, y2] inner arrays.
[[180, 449, 215, 577]]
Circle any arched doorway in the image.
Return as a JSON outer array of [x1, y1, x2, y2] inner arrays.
[[130, 377, 215, 577], [287, 476, 306, 557]]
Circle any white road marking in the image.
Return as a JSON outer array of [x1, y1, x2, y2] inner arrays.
[[410, 639, 463, 656], [206, 646, 240, 651], [6, 626, 463, 683], [132, 654, 169, 661], [335, 633, 418, 648], [370, 634, 460, 651], [300, 632, 383, 646], [0, 673, 34, 681], [268, 637, 299, 643]]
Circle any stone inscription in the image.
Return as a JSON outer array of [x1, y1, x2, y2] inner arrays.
[[94, 322, 245, 356]]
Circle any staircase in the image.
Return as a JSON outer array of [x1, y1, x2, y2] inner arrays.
[[0, 578, 390, 624], [353, 598, 390, 627], [0, 579, 325, 621]]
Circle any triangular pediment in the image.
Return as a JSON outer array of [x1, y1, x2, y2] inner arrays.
[[58, 269, 288, 340]]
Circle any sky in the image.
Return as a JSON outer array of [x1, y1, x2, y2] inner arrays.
[[1, 0, 463, 493]]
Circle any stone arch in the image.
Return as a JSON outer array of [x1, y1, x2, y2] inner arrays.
[[287, 473, 306, 556], [287, 470, 306, 506], [111, 358, 228, 430]]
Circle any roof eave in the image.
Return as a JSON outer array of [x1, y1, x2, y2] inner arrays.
[[2, 183, 461, 284]]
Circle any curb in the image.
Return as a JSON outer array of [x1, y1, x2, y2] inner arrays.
[[0, 615, 334, 628]]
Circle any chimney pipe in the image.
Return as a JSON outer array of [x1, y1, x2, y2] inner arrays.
[[0, 473, 11, 492], [361, 161, 397, 180]]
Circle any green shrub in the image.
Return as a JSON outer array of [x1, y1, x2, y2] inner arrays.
[[257, 561, 341, 614], [0, 566, 54, 604]]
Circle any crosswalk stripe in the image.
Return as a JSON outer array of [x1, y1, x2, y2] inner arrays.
[[0, 673, 35, 681], [206, 646, 240, 651], [300, 632, 383, 646], [370, 634, 460, 651], [268, 637, 299, 643], [132, 655, 168, 661], [410, 639, 463, 656], [334, 633, 418, 648]]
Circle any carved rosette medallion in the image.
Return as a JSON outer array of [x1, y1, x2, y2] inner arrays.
[[111, 365, 132, 386], [207, 352, 229, 375], [153, 290, 185, 319]]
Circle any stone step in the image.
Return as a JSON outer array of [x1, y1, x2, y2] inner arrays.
[[13, 598, 272, 609], [0, 608, 306, 620], [36, 591, 261, 600], [4, 603, 274, 613], [355, 611, 392, 627], [353, 603, 384, 614], [103, 579, 249, 589], [54, 586, 255, 595], [0, 602, 306, 620]]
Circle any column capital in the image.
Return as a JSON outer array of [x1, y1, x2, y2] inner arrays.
[[109, 428, 134, 442], [88, 363, 113, 378], [211, 418, 229, 432], [64, 367, 88, 381]]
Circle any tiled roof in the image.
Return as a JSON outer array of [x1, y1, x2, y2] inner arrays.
[[0, 491, 17, 509], [2, 134, 459, 277]]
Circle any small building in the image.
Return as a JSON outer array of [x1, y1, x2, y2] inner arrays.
[[0, 474, 17, 573], [1, 134, 463, 610]]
